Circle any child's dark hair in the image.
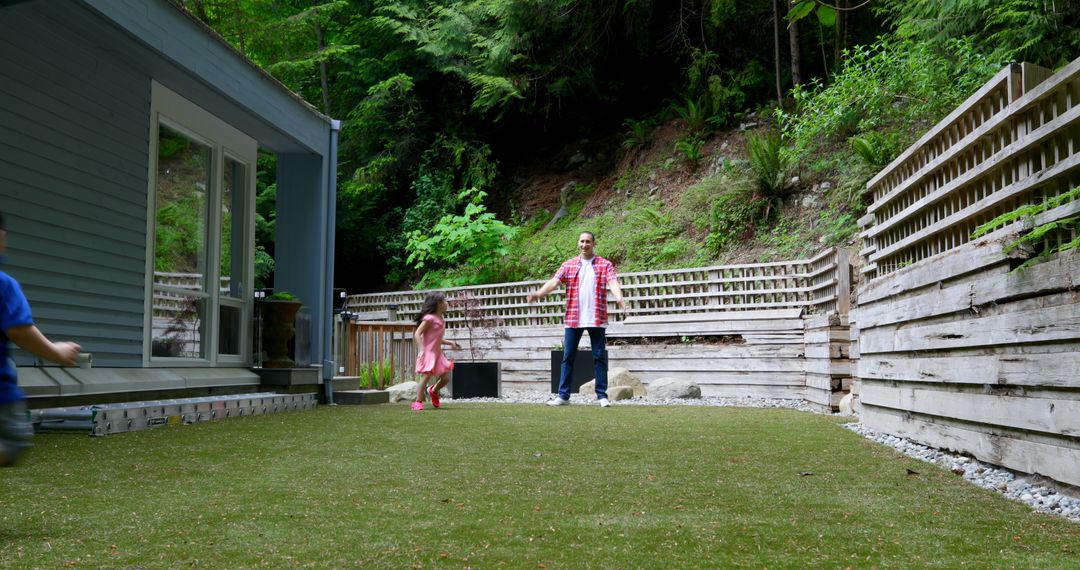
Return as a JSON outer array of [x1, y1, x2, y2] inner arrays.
[[415, 291, 447, 324]]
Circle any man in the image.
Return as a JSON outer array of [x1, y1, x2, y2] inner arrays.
[[0, 210, 81, 466], [527, 231, 626, 407]]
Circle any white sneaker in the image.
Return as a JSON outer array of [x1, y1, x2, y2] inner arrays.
[[598, 398, 611, 408], [546, 397, 570, 406]]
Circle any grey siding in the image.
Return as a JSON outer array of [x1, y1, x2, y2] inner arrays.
[[0, 4, 150, 366], [86, 0, 331, 154]]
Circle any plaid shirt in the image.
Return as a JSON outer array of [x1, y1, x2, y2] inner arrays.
[[554, 256, 618, 327]]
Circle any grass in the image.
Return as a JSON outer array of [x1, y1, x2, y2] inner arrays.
[[2, 404, 1077, 568]]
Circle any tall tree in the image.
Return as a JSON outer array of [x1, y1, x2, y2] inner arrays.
[[773, 0, 783, 105], [788, 2, 802, 86]]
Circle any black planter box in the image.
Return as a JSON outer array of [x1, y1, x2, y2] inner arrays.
[[550, 350, 596, 394], [452, 362, 501, 399]]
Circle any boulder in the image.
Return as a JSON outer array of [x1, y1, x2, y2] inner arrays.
[[607, 385, 634, 401], [838, 393, 855, 416], [579, 379, 595, 395], [387, 381, 418, 403], [648, 378, 701, 399], [609, 367, 646, 397]]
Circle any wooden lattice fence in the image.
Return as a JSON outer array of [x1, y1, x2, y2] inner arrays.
[[854, 57, 1080, 486]]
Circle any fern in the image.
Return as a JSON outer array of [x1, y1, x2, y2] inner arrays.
[[673, 98, 708, 133], [674, 137, 704, 163], [849, 131, 901, 169], [745, 131, 791, 221], [971, 186, 1080, 271], [622, 118, 650, 150]]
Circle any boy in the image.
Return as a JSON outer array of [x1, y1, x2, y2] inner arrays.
[[0, 210, 81, 466]]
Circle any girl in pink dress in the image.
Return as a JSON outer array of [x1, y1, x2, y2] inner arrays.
[[412, 292, 460, 411]]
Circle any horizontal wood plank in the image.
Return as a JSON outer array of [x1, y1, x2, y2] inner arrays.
[[861, 294, 1080, 353], [857, 349, 1080, 388], [861, 405, 1080, 487], [861, 383, 1080, 436]]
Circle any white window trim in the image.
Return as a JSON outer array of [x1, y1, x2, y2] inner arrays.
[[143, 81, 257, 367]]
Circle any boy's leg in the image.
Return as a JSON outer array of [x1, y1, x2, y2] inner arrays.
[[0, 400, 32, 467], [556, 327, 585, 400], [588, 327, 609, 400]]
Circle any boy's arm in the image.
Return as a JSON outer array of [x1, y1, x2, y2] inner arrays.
[[5, 325, 81, 366]]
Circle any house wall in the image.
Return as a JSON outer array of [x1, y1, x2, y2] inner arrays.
[[0, 3, 151, 367]]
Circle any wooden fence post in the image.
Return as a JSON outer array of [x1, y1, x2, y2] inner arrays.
[[835, 247, 851, 316]]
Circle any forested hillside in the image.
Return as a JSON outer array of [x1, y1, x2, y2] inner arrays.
[[181, 0, 1079, 292]]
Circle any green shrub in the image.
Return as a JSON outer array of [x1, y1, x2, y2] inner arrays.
[[818, 211, 859, 247], [406, 189, 517, 287], [778, 37, 1000, 160], [704, 173, 765, 255]]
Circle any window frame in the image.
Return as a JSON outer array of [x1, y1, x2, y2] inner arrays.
[[143, 82, 257, 367]]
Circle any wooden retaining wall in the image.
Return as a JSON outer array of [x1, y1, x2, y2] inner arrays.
[[804, 314, 852, 412], [338, 249, 854, 409], [855, 58, 1080, 486]]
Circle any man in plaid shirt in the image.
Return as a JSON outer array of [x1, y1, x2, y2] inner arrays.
[[527, 231, 626, 407]]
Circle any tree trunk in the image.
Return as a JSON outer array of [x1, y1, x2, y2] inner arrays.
[[312, 1, 331, 114], [773, 0, 783, 106], [834, 0, 847, 66], [788, 2, 802, 87]]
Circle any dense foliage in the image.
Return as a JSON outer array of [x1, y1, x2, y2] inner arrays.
[[181, 0, 1078, 291]]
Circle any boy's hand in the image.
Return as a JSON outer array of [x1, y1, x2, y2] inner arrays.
[[53, 342, 82, 366], [451, 341, 462, 351]]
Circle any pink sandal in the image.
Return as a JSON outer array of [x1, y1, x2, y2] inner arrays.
[[428, 386, 441, 408], [411, 401, 424, 411]]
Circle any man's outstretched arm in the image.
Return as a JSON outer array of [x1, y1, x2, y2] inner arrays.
[[610, 278, 627, 311], [527, 277, 562, 303]]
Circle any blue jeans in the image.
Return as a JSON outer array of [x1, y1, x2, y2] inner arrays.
[[557, 327, 608, 400]]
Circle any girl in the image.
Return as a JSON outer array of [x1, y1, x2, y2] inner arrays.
[[412, 292, 460, 411]]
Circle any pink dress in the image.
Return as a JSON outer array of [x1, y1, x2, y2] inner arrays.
[[415, 314, 454, 376]]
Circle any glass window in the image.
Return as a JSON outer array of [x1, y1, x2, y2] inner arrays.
[[221, 156, 246, 300], [152, 125, 211, 361], [148, 82, 256, 366]]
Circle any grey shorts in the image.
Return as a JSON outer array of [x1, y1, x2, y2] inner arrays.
[[0, 400, 33, 466]]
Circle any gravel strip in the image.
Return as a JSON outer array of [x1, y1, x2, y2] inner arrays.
[[453, 388, 820, 412], [451, 389, 1080, 523], [842, 423, 1080, 523]]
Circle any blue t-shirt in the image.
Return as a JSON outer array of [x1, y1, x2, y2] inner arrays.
[[0, 270, 34, 403]]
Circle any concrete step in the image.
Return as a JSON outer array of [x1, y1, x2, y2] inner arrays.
[[333, 389, 390, 405]]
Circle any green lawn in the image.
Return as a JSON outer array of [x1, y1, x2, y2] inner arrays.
[[1, 404, 1076, 568]]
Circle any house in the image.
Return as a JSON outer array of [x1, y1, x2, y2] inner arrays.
[[0, 0, 339, 404]]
